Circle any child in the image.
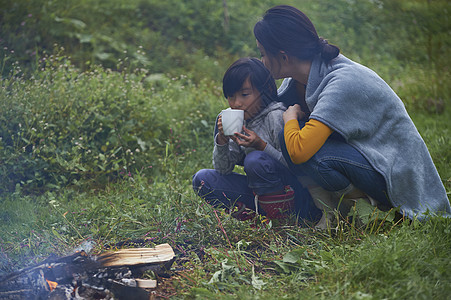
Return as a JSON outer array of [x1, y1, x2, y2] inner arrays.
[[192, 58, 320, 222]]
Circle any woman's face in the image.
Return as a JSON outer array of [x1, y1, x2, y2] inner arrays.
[[227, 78, 262, 120], [257, 40, 284, 80]]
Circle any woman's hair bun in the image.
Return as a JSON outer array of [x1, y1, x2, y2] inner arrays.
[[319, 37, 340, 61]]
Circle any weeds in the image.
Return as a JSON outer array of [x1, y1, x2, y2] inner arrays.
[[0, 166, 449, 298]]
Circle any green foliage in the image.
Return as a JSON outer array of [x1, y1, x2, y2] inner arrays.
[[0, 54, 224, 193], [2, 0, 447, 82], [2, 0, 449, 108], [0, 0, 274, 80], [410, 106, 450, 191]]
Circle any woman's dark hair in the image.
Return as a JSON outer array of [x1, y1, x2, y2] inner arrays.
[[254, 5, 339, 62], [222, 57, 277, 106]]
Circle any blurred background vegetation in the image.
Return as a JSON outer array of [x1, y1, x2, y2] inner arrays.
[[0, 0, 449, 194], [1, 0, 449, 82]]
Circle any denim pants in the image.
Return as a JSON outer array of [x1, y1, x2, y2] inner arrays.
[[192, 151, 321, 221], [279, 127, 391, 208]]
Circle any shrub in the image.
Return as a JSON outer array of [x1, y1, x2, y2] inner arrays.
[[0, 0, 271, 79], [0, 55, 225, 193]]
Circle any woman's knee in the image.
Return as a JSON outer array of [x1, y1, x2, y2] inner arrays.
[[311, 159, 351, 191]]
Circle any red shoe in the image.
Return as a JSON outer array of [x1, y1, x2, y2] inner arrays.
[[231, 202, 256, 221]]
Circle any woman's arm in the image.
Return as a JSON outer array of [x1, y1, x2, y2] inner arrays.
[[283, 105, 333, 164]]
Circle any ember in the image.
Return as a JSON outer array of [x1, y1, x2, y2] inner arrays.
[[0, 244, 175, 300], [46, 279, 58, 291]]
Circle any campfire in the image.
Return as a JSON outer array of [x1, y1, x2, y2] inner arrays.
[[0, 243, 175, 299]]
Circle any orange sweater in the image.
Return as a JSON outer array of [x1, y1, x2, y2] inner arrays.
[[284, 119, 333, 164]]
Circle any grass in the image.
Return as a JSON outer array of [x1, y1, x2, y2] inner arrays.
[[1, 105, 450, 298], [410, 108, 450, 192]]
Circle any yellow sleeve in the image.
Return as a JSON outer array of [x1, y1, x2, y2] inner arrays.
[[284, 119, 333, 164]]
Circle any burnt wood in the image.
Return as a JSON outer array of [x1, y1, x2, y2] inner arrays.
[[0, 244, 176, 299]]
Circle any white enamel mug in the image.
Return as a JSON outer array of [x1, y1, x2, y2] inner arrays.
[[221, 108, 244, 136]]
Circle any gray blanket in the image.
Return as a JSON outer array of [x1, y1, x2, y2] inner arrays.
[[278, 54, 450, 219]]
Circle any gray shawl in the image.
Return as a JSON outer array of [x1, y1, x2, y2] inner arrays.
[[278, 54, 450, 219]]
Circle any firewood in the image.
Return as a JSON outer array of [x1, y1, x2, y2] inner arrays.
[[0, 244, 175, 299], [98, 243, 175, 267], [136, 279, 158, 289]]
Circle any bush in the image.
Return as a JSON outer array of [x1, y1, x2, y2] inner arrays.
[[0, 0, 273, 80], [0, 55, 225, 193]]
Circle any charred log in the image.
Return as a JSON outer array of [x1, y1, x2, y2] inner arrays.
[[0, 244, 175, 300]]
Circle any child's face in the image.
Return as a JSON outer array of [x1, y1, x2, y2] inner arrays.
[[227, 78, 262, 120]]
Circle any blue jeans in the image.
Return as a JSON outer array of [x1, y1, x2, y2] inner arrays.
[[279, 128, 391, 208], [192, 151, 321, 221]]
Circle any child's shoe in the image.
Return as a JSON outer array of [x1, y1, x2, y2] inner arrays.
[[231, 202, 256, 221]]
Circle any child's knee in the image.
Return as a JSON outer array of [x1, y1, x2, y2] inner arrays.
[[243, 151, 267, 176], [192, 169, 212, 194]]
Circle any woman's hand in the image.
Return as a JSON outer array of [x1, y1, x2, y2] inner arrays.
[[233, 126, 267, 150], [216, 115, 229, 145], [283, 104, 305, 123]]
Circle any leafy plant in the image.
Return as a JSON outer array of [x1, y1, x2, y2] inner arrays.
[[0, 54, 223, 193]]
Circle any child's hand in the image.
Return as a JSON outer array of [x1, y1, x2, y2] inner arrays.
[[216, 115, 229, 145], [283, 104, 305, 123], [233, 126, 267, 150]]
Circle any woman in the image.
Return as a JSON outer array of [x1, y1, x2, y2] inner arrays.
[[192, 57, 320, 222], [253, 5, 450, 222]]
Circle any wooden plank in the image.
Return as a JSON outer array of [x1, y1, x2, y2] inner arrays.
[[135, 279, 157, 289], [98, 243, 175, 267]]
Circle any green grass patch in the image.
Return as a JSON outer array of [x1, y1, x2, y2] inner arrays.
[[2, 176, 449, 299]]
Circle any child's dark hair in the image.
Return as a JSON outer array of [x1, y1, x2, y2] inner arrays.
[[222, 57, 277, 106], [254, 5, 339, 62]]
